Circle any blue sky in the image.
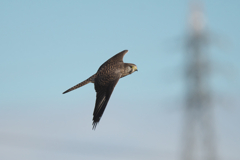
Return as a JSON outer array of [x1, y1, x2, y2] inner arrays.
[[0, 0, 240, 160]]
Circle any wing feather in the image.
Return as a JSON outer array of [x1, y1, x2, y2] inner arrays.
[[92, 74, 121, 129], [97, 50, 128, 72]]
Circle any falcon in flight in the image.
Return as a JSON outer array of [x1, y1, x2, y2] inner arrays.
[[63, 50, 138, 129]]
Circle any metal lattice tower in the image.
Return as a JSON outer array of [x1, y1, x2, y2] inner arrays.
[[181, 2, 217, 160]]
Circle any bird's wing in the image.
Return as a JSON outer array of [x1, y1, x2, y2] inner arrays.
[[92, 73, 121, 129], [97, 50, 128, 72], [108, 50, 128, 62]]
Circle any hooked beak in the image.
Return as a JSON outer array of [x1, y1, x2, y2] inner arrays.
[[134, 66, 138, 72]]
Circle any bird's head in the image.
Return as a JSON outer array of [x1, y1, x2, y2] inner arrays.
[[125, 63, 138, 75]]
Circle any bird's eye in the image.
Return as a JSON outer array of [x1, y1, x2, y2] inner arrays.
[[130, 66, 133, 68]]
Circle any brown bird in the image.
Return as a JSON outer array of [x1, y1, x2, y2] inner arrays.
[[63, 50, 138, 129]]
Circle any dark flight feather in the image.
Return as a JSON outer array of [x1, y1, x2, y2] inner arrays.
[[92, 75, 120, 129]]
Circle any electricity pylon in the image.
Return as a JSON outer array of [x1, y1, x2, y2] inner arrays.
[[181, 2, 217, 160]]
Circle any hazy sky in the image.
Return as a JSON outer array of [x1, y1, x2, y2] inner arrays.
[[0, 0, 240, 160]]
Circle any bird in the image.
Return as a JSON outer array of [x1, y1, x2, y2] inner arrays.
[[63, 50, 138, 129]]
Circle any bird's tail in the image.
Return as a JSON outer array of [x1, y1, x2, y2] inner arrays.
[[63, 74, 96, 94]]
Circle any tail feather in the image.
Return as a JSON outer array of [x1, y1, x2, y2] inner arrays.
[[63, 74, 96, 94]]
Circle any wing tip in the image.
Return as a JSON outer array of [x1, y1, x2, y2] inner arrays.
[[92, 122, 98, 130]]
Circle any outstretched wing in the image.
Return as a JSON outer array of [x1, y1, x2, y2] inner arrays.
[[107, 50, 128, 62], [97, 50, 128, 72], [92, 74, 121, 129]]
